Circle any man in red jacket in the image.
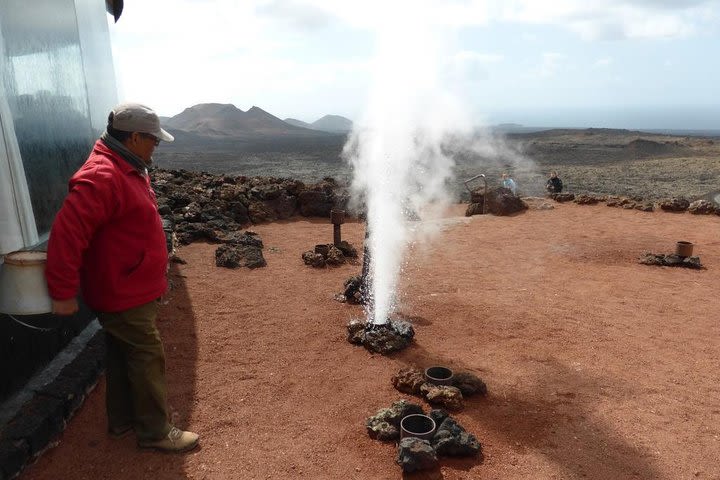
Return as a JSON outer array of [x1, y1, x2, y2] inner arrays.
[[46, 103, 199, 453]]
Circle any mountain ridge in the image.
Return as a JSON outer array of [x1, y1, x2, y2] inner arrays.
[[164, 103, 352, 138]]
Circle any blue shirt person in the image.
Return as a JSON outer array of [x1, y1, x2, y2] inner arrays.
[[502, 173, 517, 195]]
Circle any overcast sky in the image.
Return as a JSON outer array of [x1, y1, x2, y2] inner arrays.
[[108, 0, 720, 129]]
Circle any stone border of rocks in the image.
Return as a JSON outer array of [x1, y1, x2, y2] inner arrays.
[[547, 192, 720, 215]]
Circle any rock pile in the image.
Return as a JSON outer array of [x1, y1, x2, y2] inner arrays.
[[605, 196, 654, 211], [550, 193, 575, 202], [659, 197, 691, 212], [573, 194, 601, 205], [151, 169, 352, 268], [347, 318, 414, 354], [546, 192, 720, 214], [340, 275, 365, 304], [391, 367, 487, 410], [301, 241, 358, 268], [465, 187, 528, 217], [688, 199, 717, 215], [639, 253, 704, 269], [214, 231, 266, 269], [365, 400, 482, 473], [151, 169, 350, 246], [548, 193, 720, 214]]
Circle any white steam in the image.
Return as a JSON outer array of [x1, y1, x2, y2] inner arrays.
[[344, 8, 471, 324]]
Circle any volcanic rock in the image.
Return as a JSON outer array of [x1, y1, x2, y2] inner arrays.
[[431, 417, 482, 457], [347, 318, 415, 354], [396, 438, 438, 473], [366, 402, 482, 471], [342, 275, 364, 304], [605, 196, 626, 207], [465, 203, 484, 216], [366, 400, 424, 441], [182, 201, 203, 222], [452, 372, 488, 396], [688, 200, 716, 215], [550, 193, 575, 202], [175, 222, 223, 245], [574, 194, 600, 205], [301, 251, 325, 268], [297, 178, 347, 217], [428, 409, 450, 427], [336, 240, 359, 258], [635, 202, 655, 212], [302, 242, 357, 268], [215, 244, 266, 269], [391, 368, 487, 408], [151, 169, 351, 248], [363, 322, 414, 354], [346, 318, 366, 344], [325, 246, 346, 266], [392, 367, 426, 395], [659, 197, 690, 212], [468, 187, 528, 216], [639, 253, 703, 269], [218, 230, 263, 247], [247, 201, 277, 223], [420, 384, 464, 410]]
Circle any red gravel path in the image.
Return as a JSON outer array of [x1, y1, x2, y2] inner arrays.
[[22, 203, 720, 479]]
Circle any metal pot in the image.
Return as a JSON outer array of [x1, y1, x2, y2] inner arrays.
[[0, 251, 53, 315]]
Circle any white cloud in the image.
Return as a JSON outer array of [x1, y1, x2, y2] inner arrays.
[[494, 0, 719, 39], [453, 51, 504, 64], [253, 0, 719, 37], [255, 0, 335, 29], [534, 52, 565, 78], [593, 57, 613, 68]]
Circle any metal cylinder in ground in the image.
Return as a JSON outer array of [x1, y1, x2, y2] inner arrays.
[[424, 366, 454, 386], [676, 241, 693, 257], [400, 414, 436, 440], [333, 224, 341, 246], [331, 209, 345, 246]]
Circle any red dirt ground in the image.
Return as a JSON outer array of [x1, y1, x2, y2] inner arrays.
[[21, 202, 720, 480]]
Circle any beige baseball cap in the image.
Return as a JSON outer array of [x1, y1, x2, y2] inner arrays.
[[111, 103, 174, 142]]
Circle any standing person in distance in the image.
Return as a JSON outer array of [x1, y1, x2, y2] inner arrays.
[[45, 103, 199, 453], [546, 170, 563, 194]]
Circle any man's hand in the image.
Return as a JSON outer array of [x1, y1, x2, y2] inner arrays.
[[52, 298, 79, 316]]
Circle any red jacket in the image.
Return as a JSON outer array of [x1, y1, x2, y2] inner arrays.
[[46, 140, 168, 312]]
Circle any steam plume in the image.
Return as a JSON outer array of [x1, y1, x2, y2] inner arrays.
[[344, 9, 470, 324]]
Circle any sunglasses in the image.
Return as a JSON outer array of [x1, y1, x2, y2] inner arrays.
[[140, 133, 160, 146]]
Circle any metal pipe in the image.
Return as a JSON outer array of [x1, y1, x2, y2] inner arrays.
[[330, 209, 345, 246], [464, 174, 487, 214]]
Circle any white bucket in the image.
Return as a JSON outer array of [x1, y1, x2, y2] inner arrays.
[[0, 251, 53, 315]]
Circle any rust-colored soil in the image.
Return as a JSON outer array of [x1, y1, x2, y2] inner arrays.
[[22, 203, 720, 479]]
